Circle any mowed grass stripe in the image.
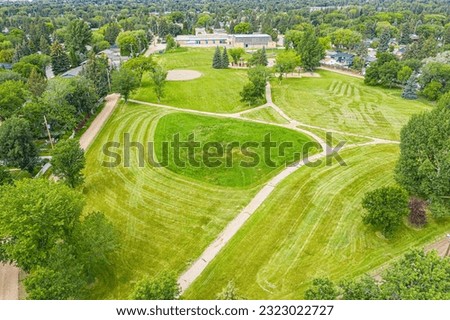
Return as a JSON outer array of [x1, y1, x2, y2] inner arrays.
[[271, 71, 432, 140], [84, 102, 259, 298], [184, 144, 450, 299]]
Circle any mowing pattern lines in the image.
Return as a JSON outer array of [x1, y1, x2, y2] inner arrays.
[[184, 145, 450, 299], [84, 103, 258, 298], [272, 71, 431, 140]]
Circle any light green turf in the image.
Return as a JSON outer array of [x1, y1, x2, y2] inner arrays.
[[271, 71, 433, 140], [241, 106, 290, 124], [153, 112, 316, 188], [83, 102, 260, 298], [132, 48, 249, 113], [184, 144, 450, 299], [297, 125, 373, 145]]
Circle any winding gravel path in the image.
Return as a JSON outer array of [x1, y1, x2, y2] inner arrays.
[[79, 94, 120, 151]]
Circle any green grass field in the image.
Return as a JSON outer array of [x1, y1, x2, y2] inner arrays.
[[241, 106, 290, 124], [184, 144, 450, 299], [132, 48, 249, 113], [82, 49, 447, 300], [271, 71, 433, 140], [154, 112, 317, 187], [83, 102, 262, 298]]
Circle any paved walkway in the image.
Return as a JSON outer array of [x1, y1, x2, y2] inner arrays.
[[79, 94, 120, 151], [0, 264, 19, 300]]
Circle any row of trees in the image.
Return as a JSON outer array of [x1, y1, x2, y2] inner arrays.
[[360, 93, 449, 239], [305, 250, 450, 300], [0, 178, 119, 299]]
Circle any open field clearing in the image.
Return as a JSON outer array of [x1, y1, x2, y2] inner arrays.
[[271, 71, 433, 140], [154, 112, 316, 187], [133, 48, 249, 113], [184, 144, 450, 299], [83, 102, 261, 298]]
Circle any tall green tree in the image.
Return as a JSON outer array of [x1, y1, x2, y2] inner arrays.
[[130, 272, 180, 300], [297, 25, 324, 71], [396, 94, 450, 218], [80, 52, 110, 97], [112, 68, 140, 102], [27, 68, 47, 98], [0, 117, 38, 172], [275, 50, 300, 81], [378, 28, 391, 53], [240, 66, 270, 106], [50, 41, 71, 75], [212, 46, 222, 69], [234, 22, 252, 34], [402, 74, 418, 100], [104, 22, 121, 45], [0, 179, 84, 271], [51, 139, 86, 188], [0, 80, 28, 119], [151, 66, 167, 103], [39, 35, 50, 55], [361, 186, 409, 236], [228, 48, 245, 65], [248, 47, 268, 67], [221, 47, 229, 68], [65, 20, 92, 54], [165, 35, 177, 51]]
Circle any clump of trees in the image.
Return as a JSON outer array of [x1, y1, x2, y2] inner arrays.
[[0, 179, 119, 299], [305, 250, 450, 300], [228, 48, 245, 66], [395, 93, 450, 219], [130, 272, 180, 300], [240, 66, 270, 106], [361, 186, 409, 237], [212, 46, 229, 69], [275, 50, 300, 82], [51, 139, 86, 188], [248, 47, 268, 67], [285, 24, 325, 71]]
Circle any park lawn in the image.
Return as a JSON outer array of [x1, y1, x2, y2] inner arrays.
[[241, 106, 290, 124], [297, 125, 373, 145], [271, 70, 433, 141], [153, 112, 318, 188], [184, 144, 450, 299], [83, 102, 261, 298], [132, 48, 249, 113]]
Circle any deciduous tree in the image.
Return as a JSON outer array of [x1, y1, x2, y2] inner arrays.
[[51, 139, 86, 188], [361, 186, 409, 236]]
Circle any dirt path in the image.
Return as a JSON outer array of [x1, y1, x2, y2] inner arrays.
[[0, 264, 19, 300], [79, 94, 120, 151], [425, 234, 450, 257]]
